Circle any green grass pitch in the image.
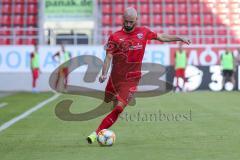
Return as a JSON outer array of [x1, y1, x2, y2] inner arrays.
[[0, 91, 240, 160]]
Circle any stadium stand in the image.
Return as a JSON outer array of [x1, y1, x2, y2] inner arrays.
[[0, 0, 39, 45], [98, 0, 240, 45], [0, 0, 239, 45]]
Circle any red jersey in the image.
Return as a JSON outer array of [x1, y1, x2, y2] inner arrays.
[[106, 26, 157, 82]]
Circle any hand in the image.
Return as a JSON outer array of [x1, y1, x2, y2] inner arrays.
[[99, 75, 107, 83], [181, 38, 191, 45]]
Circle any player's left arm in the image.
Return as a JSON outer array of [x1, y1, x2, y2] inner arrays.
[[156, 34, 191, 45]]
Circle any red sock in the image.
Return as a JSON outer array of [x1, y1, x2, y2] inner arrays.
[[96, 105, 123, 134]]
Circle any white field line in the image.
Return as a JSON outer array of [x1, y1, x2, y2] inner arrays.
[[0, 103, 8, 108], [0, 93, 60, 133]]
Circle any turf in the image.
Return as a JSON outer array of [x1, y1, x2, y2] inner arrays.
[[0, 92, 53, 125], [0, 91, 239, 160]]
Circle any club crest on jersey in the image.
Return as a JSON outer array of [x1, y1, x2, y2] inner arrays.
[[137, 33, 143, 39]]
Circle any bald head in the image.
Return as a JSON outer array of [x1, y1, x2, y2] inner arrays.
[[123, 7, 138, 32], [124, 7, 138, 19]]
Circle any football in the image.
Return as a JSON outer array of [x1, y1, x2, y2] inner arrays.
[[97, 129, 116, 146]]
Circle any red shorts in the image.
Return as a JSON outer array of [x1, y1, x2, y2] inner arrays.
[[60, 67, 68, 77], [32, 68, 39, 79], [104, 78, 138, 106], [175, 68, 185, 78]]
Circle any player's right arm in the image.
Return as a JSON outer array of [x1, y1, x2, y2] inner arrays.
[[99, 52, 113, 83], [52, 52, 60, 62]]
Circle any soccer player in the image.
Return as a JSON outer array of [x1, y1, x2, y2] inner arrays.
[[30, 45, 40, 93], [174, 43, 187, 92], [52, 44, 71, 90], [221, 49, 235, 88], [87, 7, 190, 144]]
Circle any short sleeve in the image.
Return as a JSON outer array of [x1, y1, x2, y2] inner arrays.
[[145, 27, 158, 40], [104, 34, 118, 55]]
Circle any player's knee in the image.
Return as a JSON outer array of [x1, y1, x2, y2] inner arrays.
[[115, 105, 124, 114]]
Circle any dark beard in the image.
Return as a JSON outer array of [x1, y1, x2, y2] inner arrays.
[[124, 25, 135, 32]]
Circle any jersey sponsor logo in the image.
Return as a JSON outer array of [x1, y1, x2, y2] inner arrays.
[[129, 43, 143, 50], [137, 33, 143, 39]]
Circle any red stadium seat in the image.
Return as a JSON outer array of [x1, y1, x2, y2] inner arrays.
[[179, 26, 189, 35], [26, 38, 37, 45], [140, 4, 149, 14], [205, 37, 215, 44], [204, 26, 214, 35], [203, 14, 213, 25], [28, 0, 38, 4], [217, 27, 227, 35], [218, 37, 227, 44], [115, 15, 122, 25], [153, 4, 162, 14], [165, 4, 174, 13], [153, 14, 162, 25], [152, 0, 161, 3], [27, 15, 38, 26], [165, 0, 174, 3], [178, 0, 188, 2], [15, 27, 24, 35], [128, 0, 138, 3], [231, 38, 240, 44], [102, 4, 112, 14], [2, 0, 12, 4], [15, 0, 25, 3], [203, 4, 213, 13], [115, 0, 124, 3], [178, 3, 187, 13], [140, 14, 150, 25], [115, 4, 124, 14], [165, 14, 175, 25], [16, 38, 24, 45], [189, 0, 199, 3], [102, 27, 113, 36], [0, 38, 11, 45], [191, 38, 198, 44], [216, 15, 224, 25], [179, 14, 188, 25], [14, 15, 24, 26], [26, 27, 37, 36], [191, 14, 200, 25], [167, 26, 176, 35], [27, 4, 38, 14], [127, 3, 137, 10], [139, 0, 149, 5], [153, 27, 163, 34], [102, 15, 112, 26], [190, 3, 200, 14], [102, 0, 111, 3], [191, 26, 201, 35], [14, 4, 25, 14], [2, 4, 12, 14], [0, 27, 11, 35], [1, 15, 11, 26]]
